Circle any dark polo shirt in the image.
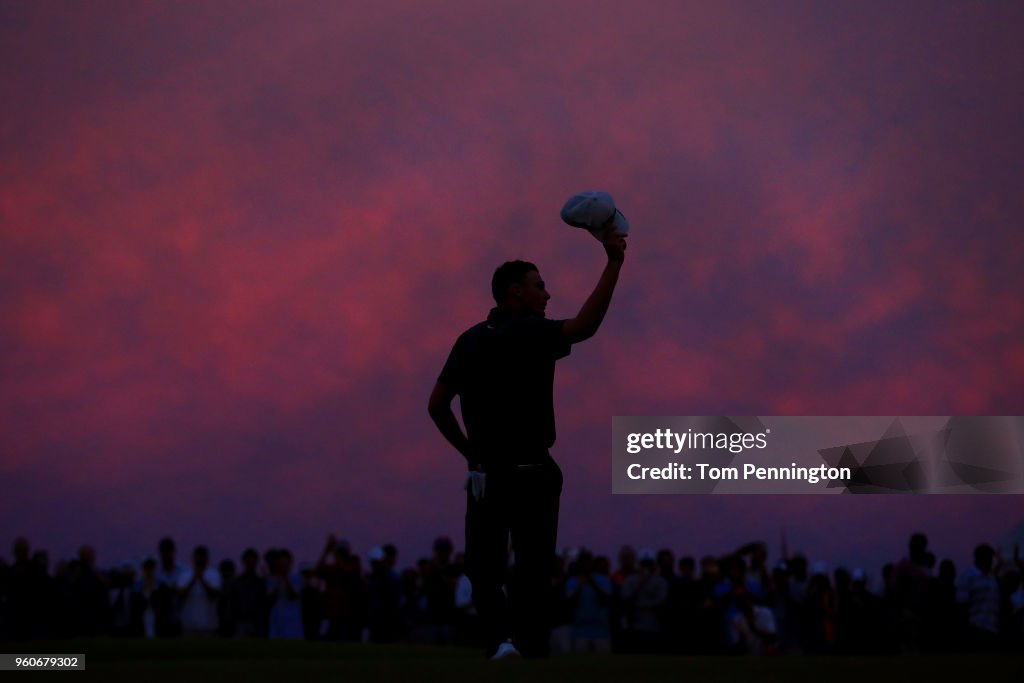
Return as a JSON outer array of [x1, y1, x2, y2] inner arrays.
[[439, 307, 572, 468]]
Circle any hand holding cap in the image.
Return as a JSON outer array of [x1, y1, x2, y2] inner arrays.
[[560, 191, 629, 241]]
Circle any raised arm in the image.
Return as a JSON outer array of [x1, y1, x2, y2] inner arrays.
[[562, 231, 627, 344], [428, 381, 474, 466]]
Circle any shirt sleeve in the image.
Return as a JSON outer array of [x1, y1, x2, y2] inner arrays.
[[529, 317, 572, 360], [550, 319, 572, 359], [437, 333, 467, 392]]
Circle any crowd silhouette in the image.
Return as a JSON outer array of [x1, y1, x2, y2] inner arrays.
[[1, 532, 1021, 655]]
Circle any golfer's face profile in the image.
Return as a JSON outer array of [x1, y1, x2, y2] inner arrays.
[[519, 271, 550, 315]]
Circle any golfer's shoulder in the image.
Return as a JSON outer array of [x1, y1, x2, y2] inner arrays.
[[458, 319, 493, 339], [447, 319, 493, 352], [509, 313, 567, 335], [462, 312, 567, 351]]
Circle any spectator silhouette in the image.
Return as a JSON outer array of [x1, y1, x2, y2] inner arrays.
[[130, 557, 160, 638], [383, 544, 399, 576], [453, 550, 481, 648], [51, 558, 75, 638], [217, 559, 237, 637], [731, 590, 778, 655], [421, 537, 457, 645], [155, 537, 185, 637], [398, 567, 423, 641], [300, 562, 322, 640], [366, 546, 402, 643], [737, 542, 770, 592], [610, 545, 637, 652], [714, 555, 765, 655], [803, 562, 837, 654], [839, 568, 886, 654], [30, 550, 58, 640], [70, 545, 109, 636], [178, 545, 221, 636], [923, 559, 961, 652], [670, 556, 701, 654], [694, 555, 724, 653], [957, 543, 1000, 649], [656, 548, 680, 651], [565, 549, 612, 653], [889, 532, 932, 650], [621, 553, 668, 654], [547, 553, 571, 653], [764, 560, 793, 653], [233, 547, 268, 638], [4, 537, 39, 640], [108, 561, 138, 636], [1004, 567, 1023, 649], [656, 547, 675, 582], [267, 548, 303, 640], [832, 567, 851, 651], [317, 535, 363, 641]]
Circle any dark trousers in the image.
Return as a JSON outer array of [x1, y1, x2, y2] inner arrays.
[[465, 457, 562, 658]]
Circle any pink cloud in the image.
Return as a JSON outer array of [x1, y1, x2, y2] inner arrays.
[[2, 1, 1023, 566]]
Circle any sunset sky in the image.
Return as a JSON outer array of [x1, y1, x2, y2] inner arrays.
[[3, 0, 1023, 574]]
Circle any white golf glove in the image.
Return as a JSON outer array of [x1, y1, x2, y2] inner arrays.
[[465, 470, 486, 501]]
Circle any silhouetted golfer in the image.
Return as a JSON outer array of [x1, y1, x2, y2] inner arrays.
[[429, 205, 627, 659]]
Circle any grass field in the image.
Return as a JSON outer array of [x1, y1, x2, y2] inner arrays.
[[2, 639, 1021, 682]]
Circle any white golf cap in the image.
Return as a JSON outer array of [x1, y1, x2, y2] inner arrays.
[[560, 190, 629, 240]]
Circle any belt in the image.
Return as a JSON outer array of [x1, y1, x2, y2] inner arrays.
[[482, 460, 551, 474]]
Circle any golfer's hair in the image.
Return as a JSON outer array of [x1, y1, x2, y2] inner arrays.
[[491, 260, 538, 303]]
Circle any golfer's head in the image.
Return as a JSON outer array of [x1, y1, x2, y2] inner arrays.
[[491, 260, 550, 315]]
